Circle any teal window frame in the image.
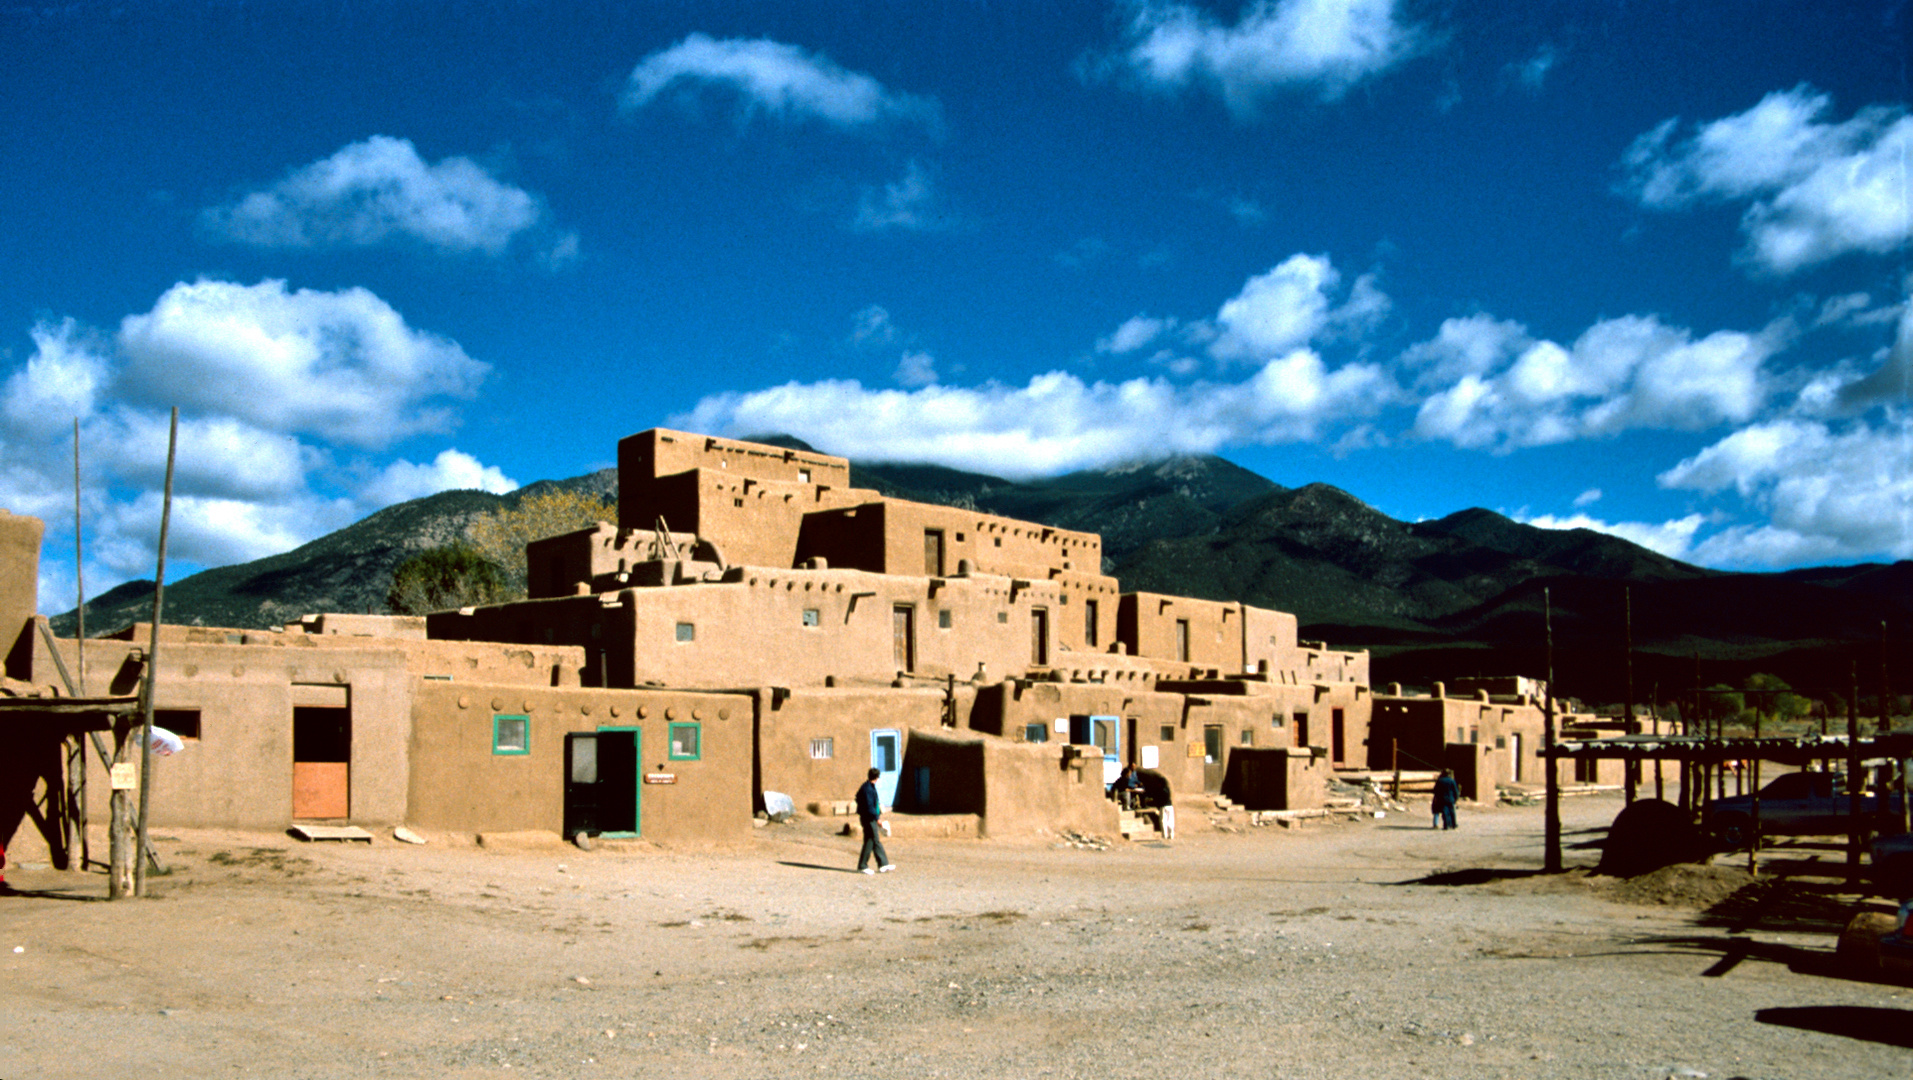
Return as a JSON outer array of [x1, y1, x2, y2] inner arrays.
[[493, 714, 530, 756], [668, 721, 701, 760]]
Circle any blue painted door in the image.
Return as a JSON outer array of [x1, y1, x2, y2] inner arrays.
[[870, 728, 902, 810]]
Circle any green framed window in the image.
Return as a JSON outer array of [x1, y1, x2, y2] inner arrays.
[[493, 714, 530, 755], [668, 722, 701, 760]]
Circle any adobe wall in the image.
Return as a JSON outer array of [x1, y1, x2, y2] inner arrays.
[[619, 428, 850, 489], [2, 509, 44, 680], [526, 522, 697, 599], [754, 686, 948, 811], [975, 735, 1119, 837], [799, 498, 1102, 581], [407, 682, 753, 845], [1220, 747, 1327, 811], [439, 567, 1078, 689], [44, 630, 587, 830], [65, 637, 415, 829]]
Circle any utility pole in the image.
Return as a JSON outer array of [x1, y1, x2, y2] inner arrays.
[[1544, 588, 1561, 873], [1623, 586, 1636, 804], [1849, 662, 1864, 887], [134, 407, 178, 898]]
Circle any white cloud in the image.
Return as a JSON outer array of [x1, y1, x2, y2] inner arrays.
[[1509, 45, 1556, 92], [852, 161, 948, 232], [893, 351, 939, 388], [1622, 86, 1913, 273], [1518, 511, 1707, 562], [361, 449, 518, 507], [116, 279, 488, 449], [1208, 253, 1388, 361], [2, 319, 110, 439], [1108, 0, 1423, 115], [675, 351, 1393, 479], [1411, 314, 1784, 450], [2, 283, 516, 609], [1658, 416, 1913, 567], [623, 34, 937, 130], [1099, 315, 1178, 354], [202, 136, 544, 255], [1572, 488, 1601, 508], [850, 305, 900, 347]]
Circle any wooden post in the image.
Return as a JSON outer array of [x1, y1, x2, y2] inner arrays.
[[1544, 588, 1561, 873], [1390, 739, 1400, 801], [1623, 585, 1636, 803], [73, 418, 86, 695], [1748, 709, 1761, 876], [135, 407, 178, 898], [108, 716, 134, 898], [1849, 662, 1864, 887]]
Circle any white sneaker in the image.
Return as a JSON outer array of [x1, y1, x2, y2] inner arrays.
[[860, 868, 875, 875], [878, 864, 896, 873]]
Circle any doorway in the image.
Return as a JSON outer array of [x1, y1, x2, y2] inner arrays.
[[565, 727, 640, 838], [871, 728, 902, 809], [292, 706, 351, 819], [1331, 708, 1346, 767], [923, 529, 945, 576], [892, 606, 915, 672], [1203, 724, 1224, 792]]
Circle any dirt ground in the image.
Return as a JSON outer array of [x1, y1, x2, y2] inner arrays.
[[3, 794, 1907, 1080]]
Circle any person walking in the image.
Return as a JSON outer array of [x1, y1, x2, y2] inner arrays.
[[1432, 767, 1460, 830], [855, 767, 895, 874]]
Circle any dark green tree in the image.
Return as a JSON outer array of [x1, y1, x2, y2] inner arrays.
[[386, 544, 507, 615]]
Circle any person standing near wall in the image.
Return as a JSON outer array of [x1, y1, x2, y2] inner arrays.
[[855, 767, 895, 875], [1432, 768, 1460, 830]]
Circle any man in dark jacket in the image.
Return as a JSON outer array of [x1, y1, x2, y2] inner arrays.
[[1432, 768, 1460, 830], [856, 767, 894, 874]]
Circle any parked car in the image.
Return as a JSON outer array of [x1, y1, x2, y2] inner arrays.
[[1703, 770, 1904, 846]]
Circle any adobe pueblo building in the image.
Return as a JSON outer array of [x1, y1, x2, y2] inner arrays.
[[2, 429, 1578, 858]]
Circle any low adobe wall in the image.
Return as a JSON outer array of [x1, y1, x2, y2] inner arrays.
[[408, 682, 753, 845]]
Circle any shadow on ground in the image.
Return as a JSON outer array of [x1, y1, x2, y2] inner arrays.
[[1755, 1005, 1913, 1048]]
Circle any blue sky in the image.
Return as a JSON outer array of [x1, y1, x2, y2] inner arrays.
[[2, 1, 1909, 610]]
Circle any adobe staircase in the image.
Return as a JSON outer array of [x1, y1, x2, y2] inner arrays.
[[1118, 806, 1163, 841]]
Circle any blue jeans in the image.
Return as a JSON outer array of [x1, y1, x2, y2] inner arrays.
[[1435, 804, 1457, 830], [858, 820, 889, 870]]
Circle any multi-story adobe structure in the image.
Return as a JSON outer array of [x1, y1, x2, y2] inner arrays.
[[1368, 676, 1618, 802], [4, 428, 1414, 860]]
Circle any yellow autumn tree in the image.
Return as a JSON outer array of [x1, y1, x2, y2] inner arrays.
[[467, 488, 617, 599]]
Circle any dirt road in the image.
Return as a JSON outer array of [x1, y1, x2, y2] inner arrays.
[[2, 796, 1905, 1079]]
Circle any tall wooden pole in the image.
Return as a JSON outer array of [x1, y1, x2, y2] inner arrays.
[[1544, 587, 1561, 873], [1622, 586, 1636, 804], [134, 407, 178, 898], [69, 417, 88, 868], [1849, 662, 1864, 886]]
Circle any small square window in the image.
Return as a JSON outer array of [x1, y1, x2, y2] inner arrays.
[[955, 532, 965, 541], [802, 608, 820, 627], [493, 714, 530, 755], [810, 737, 834, 759], [1239, 729, 1254, 746], [1024, 722, 1050, 743], [994, 537, 1002, 547], [798, 469, 811, 483], [938, 610, 952, 629], [675, 622, 695, 642], [1160, 724, 1176, 742], [734, 497, 744, 507], [669, 722, 701, 760], [996, 611, 1008, 623], [155, 708, 201, 740]]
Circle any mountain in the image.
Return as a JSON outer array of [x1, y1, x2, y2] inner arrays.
[[51, 470, 615, 636], [47, 445, 1912, 703]]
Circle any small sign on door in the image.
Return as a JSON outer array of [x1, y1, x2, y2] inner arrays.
[[644, 773, 676, 785], [110, 763, 139, 790]]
